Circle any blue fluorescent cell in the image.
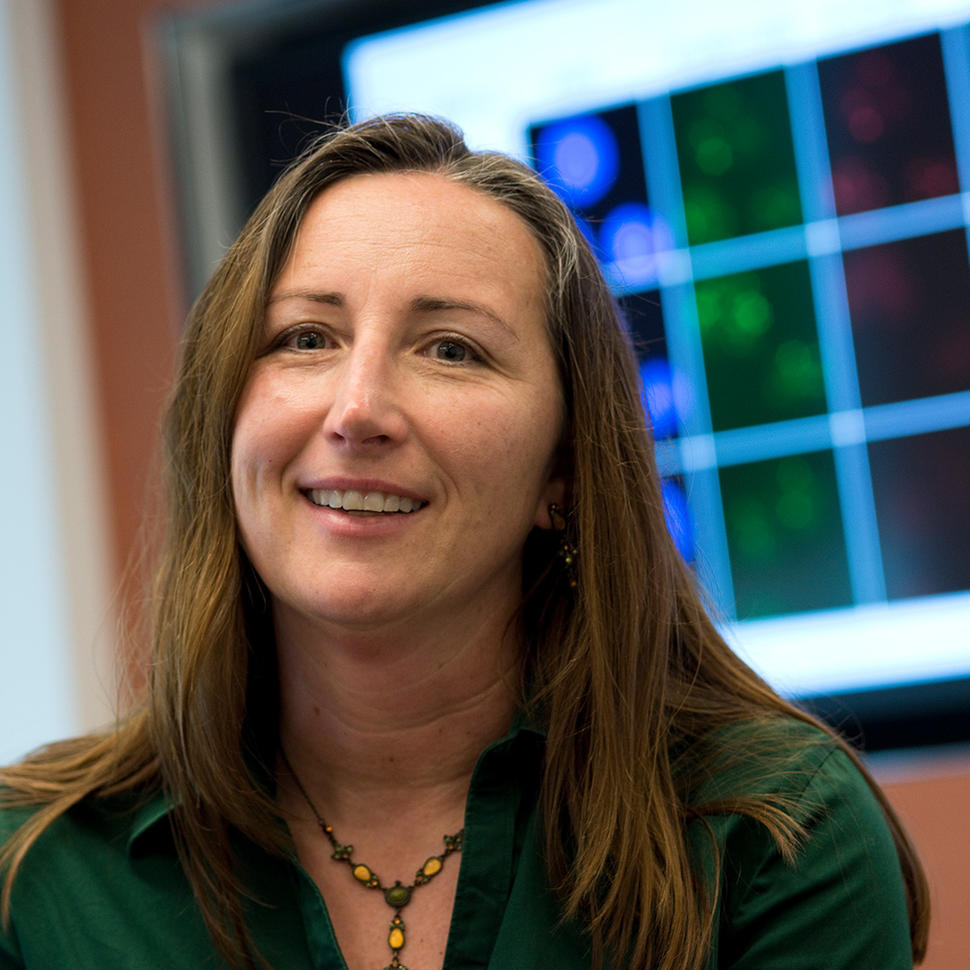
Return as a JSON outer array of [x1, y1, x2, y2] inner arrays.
[[600, 202, 673, 289], [639, 356, 691, 439], [661, 478, 694, 561], [640, 357, 676, 438], [535, 115, 620, 208]]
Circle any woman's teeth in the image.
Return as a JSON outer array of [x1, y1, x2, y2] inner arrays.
[[306, 488, 423, 514]]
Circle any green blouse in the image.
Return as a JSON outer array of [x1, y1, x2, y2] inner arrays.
[[0, 719, 913, 969]]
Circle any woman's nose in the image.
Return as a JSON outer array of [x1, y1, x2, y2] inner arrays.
[[322, 345, 407, 448]]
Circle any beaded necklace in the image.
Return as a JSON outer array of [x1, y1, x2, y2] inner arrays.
[[282, 751, 464, 970]]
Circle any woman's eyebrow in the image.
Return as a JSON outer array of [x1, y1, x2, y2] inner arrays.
[[267, 290, 344, 306], [410, 295, 518, 341]]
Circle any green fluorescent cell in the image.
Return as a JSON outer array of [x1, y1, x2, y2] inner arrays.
[[678, 187, 734, 243], [672, 70, 803, 244], [694, 261, 826, 431], [697, 137, 733, 175], [733, 290, 772, 339], [720, 452, 852, 618], [694, 125, 734, 175]]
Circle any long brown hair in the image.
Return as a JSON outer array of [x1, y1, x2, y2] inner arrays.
[[1, 114, 929, 968]]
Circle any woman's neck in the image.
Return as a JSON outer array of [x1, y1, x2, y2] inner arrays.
[[275, 605, 522, 833]]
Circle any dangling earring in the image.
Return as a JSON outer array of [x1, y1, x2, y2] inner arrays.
[[548, 503, 578, 589]]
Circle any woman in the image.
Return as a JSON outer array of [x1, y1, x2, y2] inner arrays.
[[0, 114, 927, 970]]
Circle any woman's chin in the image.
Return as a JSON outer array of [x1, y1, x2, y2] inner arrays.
[[274, 588, 430, 639]]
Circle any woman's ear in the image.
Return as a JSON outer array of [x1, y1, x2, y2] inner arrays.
[[533, 476, 568, 530]]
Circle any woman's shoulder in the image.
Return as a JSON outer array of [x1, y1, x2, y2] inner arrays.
[[682, 716, 914, 970], [681, 714, 843, 808], [682, 715, 896, 876], [0, 786, 199, 969], [0, 755, 179, 899], [0, 721, 163, 849], [0, 786, 165, 867], [685, 712, 889, 839]]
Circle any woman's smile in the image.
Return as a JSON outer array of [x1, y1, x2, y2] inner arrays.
[[230, 171, 565, 633], [303, 488, 425, 515]]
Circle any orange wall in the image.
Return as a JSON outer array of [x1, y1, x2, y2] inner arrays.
[[54, 2, 969, 966], [56, 0, 186, 574], [54, 0, 218, 679], [879, 755, 970, 970]]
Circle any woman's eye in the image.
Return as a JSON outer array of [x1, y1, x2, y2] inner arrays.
[[273, 327, 330, 351], [431, 339, 474, 363], [293, 330, 327, 350]]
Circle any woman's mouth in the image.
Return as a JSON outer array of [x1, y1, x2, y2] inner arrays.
[[305, 488, 425, 515]]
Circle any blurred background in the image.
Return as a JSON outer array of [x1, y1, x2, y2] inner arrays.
[[0, 0, 967, 964]]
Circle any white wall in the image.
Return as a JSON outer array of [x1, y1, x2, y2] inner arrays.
[[0, 0, 115, 764]]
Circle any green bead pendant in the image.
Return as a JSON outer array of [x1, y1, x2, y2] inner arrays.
[[384, 881, 411, 907]]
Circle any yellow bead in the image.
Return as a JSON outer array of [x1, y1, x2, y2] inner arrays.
[[422, 857, 443, 877], [389, 927, 405, 950], [352, 864, 372, 883]]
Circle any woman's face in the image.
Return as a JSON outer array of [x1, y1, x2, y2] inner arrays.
[[230, 172, 565, 636]]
